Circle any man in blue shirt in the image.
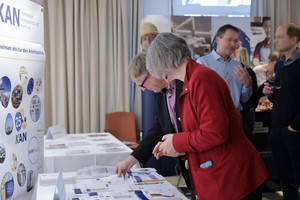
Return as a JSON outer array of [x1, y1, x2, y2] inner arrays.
[[197, 24, 252, 111]]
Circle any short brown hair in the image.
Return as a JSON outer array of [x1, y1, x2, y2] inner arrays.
[[287, 24, 300, 43], [262, 17, 271, 25], [128, 53, 148, 79], [216, 24, 239, 38], [268, 51, 281, 62]]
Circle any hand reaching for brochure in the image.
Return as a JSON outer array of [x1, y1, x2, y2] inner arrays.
[[115, 155, 138, 177], [153, 134, 181, 160]]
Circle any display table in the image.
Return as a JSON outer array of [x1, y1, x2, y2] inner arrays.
[[44, 133, 137, 173], [35, 170, 188, 200]]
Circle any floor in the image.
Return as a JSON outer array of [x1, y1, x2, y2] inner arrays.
[[165, 176, 285, 200]]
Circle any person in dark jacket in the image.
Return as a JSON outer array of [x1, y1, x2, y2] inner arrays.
[[263, 23, 300, 200], [115, 53, 194, 199]]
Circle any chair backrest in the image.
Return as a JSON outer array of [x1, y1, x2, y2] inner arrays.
[[105, 112, 137, 143]]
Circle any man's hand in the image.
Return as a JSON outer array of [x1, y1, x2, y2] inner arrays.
[[185, 160, 189, 170], [152, 134, 180, 160], [262, 82, 274, 97], [233, 65, 252, 88], [288, 125, 299, 132], [115, 155, 138, 177]]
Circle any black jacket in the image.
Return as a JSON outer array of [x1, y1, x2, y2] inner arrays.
[[271, 58, 300, 130], [131, 80, 192, 188]]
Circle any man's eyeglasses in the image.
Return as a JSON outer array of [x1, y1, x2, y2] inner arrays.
[[139, 74, 149, 89], [223, 37, 239, 45]]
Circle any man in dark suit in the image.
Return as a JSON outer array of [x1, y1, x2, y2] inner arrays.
[[115, 53, 193, 198]]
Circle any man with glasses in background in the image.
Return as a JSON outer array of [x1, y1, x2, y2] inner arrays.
[[197, 24, 253, 112]]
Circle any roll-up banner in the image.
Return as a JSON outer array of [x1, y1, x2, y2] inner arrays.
[[0, 0, 45, 200]]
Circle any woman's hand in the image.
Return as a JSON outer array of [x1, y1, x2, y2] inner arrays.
[[153, 134, 180, 159]]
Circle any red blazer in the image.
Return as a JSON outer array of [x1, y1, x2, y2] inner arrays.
[[173, 60, 269, 200]]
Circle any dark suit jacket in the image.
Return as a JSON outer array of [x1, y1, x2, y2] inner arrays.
[[131, 80, 191, 188]]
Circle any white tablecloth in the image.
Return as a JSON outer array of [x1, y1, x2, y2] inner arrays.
[[44, 133, 135, 173], [35, 172, 188, 200]]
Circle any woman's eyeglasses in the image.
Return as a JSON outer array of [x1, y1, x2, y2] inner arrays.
[[139, 74, 149, 89]]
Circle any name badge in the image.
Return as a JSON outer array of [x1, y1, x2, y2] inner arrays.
[[200, 160, 213, 168]]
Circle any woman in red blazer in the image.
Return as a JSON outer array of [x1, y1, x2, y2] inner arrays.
[[148, 32, 269, 200]]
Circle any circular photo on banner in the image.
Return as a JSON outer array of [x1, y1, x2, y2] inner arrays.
[[35, 77, 42, 94], [30, 95, 41, 122], [11, 85, 23, 109], [0, 76, 11, 108], [19, 66, 28, 85], [27, 78, 34, 95], [1, 172, 14, 200], [15, 112, 23, 132], [5, 113, 13, 135], [27, 170, 34, 192], [11, 153, 17, 172], [28, 137, 40, 164], [0, 143, 6, 164], [17, 163, 26, 187]]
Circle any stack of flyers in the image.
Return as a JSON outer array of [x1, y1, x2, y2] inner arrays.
[[96, 174, 125, 184], [67, 195, 115, 200], [73, 184, 110, 195], [131, 173, 165, 184], [129, 168, 157, 173], [89, 138, 109, 142], [127, 168, 157, 177], [67, 149, 90, 155], [77, 166, 116, 179], [122, 141, 136, 146], [134, 189, 180, 200], [103, 147, 126, 153], [76, 167, 92, 179], [76, 169, 84, 178], [46, 143, 68, 150], [101, 190, 131, 198], [67, 136, 86, 141], [129, 180, 176, 191], [91, 166, 115, 177], [147, 189, 175, 198], [68, 141, 90, 147], [87, 133, 108, 137], [97, 143, 120, 148]]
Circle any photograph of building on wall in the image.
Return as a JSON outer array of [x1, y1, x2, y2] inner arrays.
[[171, 16, 211, 60], [0, 76, 11, 108]]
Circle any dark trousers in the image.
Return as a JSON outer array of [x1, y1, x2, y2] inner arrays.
[[241, 108, 256, 145], [281, 179, 300, 200], [269, 125, 300, 200]]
